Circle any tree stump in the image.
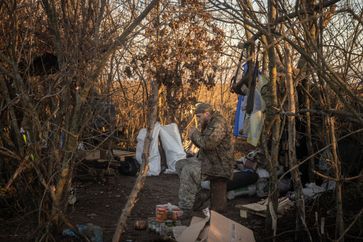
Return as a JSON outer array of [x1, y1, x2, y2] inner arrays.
[[210, 177, 227, 212]]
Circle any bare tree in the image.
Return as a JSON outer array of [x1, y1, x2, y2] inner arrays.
[[207, 0, 362, 240], [0, 0, 160, 239]]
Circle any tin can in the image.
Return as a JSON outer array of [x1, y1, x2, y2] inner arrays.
[[156, 207, 167, 222], [172, 208, 182, 221]]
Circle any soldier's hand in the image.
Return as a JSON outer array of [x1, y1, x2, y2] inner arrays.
[[188, 126, 197, 139]]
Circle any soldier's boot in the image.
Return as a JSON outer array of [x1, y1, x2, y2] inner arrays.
[[210, 178, 227, 213]]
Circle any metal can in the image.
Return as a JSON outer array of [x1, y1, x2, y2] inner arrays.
[[156, 207, 167, 222], [172, 208, 182, 221]]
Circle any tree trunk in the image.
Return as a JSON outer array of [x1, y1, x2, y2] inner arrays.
[[285, 44, 312, 242], [327, 116, 344, 241], [304, 0, 319, 184], [264, 0, 280, 240], [304, 79, 315, 183]]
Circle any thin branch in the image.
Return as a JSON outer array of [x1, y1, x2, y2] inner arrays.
[[335, 208, 363, 242]]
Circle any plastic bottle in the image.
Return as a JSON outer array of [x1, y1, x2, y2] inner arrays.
[[227, 184, 256, 200]]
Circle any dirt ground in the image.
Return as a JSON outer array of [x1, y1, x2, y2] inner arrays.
[[0, 139, 279, 242], [0, 169, 267, 242], [3, 164, 362, 241], [67, 172, 265, 242], [1, 137, 362, 241]]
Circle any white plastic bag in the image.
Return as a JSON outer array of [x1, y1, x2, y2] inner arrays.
[[135, 122, 161, 176], [159, 123, 186, 173]]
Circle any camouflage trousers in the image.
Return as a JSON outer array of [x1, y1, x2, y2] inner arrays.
[[175, 157, 201, 211]]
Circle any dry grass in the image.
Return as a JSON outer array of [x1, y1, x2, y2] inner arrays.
[[110, 80, 239, 149]]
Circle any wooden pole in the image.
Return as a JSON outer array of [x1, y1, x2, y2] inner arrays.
[[285, 44, 312, 242], [112, 80, 159, 242]]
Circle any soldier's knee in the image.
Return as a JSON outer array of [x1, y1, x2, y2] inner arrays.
[[176, 158, 188, 175]]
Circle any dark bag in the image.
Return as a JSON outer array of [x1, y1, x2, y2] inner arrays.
[[230, 50, 257, 97], [119, 157, 140, 176], [230, 49, 247, 95], [231, 74, 249, 96], [245, 60, 259, 115]]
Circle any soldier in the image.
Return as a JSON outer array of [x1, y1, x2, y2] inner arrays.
[[176, 103, 234, 221]]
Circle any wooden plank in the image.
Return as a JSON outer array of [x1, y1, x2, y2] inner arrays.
[[240, 209, 266, 218], [112, 149, 135, 161], [83, 149, 135, 161], [236, 202, 266, 212], [112, 149, 135, 157], [236, 197, 293, 219], [84, 150, 100, 160]]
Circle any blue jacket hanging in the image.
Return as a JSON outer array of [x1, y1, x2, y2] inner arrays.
[[233, 95, 245, 137]]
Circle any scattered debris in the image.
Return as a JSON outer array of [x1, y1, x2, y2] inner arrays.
[[287, 181, 336, 200], [227, 184, 256, 200], [68, 187, 77, 206], [134, 220, 147, 230], [146, 203, 183, 238], [62, 223, 103, 242], [87, 213, 97, 218]]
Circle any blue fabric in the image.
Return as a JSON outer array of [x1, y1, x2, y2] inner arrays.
[[233, 95, 245, 137], [240, 168, 256, 174], [243, 62, 248, 72]]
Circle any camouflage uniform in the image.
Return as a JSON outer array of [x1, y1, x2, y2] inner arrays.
[[176, 157, 201, 211], [176, 111, 234, 211], [191, 111, 234, 179]]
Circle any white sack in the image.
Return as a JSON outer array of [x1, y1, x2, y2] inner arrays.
[[159, 123, 186, 173], [135, 122, 161, 176], [247, 110, 264, 146], [242, 90, 265, 146]]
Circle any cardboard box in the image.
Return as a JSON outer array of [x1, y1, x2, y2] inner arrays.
[[174, 210, 255, 242]]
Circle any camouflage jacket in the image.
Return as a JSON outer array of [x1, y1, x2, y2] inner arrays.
[[190, 111, 234, 179]]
